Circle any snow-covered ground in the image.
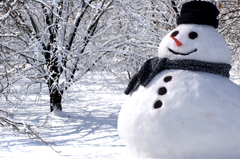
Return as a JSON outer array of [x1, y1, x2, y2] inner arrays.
[[0, 72, 131, 159], [1, 72, 239, 159]]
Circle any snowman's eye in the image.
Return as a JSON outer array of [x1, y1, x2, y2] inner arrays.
[[171, 31, 179, 37], [189, 32, 198, 39]]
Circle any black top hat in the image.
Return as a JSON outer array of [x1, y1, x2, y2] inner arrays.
[[177, 1, 220, 28]]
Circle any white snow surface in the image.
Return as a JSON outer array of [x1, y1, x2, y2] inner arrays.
[[118, 70, 240, 159], [0, 71, 239, 159], [0, 72, 131, 159]]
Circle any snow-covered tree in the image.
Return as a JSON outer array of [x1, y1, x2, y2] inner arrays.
[[1, 0, 239, 113], [217, 0, 240, 75], [0, 0, 182, 112]]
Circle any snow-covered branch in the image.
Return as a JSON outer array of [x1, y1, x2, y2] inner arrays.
[[0, 109, 61, 153], [1, 0, 238, 113]]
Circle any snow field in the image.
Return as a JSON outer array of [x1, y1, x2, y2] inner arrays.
[[0, 72, 131, 159], [1, 71, 239, 159]]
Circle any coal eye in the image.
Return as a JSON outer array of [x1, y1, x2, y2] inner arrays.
[[189, 32, 198, 39], [171, 31, 179, 37]]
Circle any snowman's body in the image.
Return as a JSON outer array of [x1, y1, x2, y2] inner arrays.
[[119, 70, 240, 159], [118, 23, 240, 158]]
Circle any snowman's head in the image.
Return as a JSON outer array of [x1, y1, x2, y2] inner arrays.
[[158, 24, 231, 64], [158, 1, 231, 64]]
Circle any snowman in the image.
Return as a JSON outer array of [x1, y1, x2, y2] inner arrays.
[[118, 1, 240, 159]]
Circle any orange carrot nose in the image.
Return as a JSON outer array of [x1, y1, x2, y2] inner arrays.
[[170, 35, 182, 47]]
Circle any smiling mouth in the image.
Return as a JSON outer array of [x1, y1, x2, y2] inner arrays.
[[168, 48, 197, 56]]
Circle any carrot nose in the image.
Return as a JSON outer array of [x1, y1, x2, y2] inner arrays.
[[170, 35, 182, 47]]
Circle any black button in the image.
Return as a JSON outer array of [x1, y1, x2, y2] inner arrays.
[[158, 87, 167, 95], [154, 100, 163, 109], [164, 76, 172, 82]]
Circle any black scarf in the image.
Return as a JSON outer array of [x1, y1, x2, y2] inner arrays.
[[124, 57, 231, 95]]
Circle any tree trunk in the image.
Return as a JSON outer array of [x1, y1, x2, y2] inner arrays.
[[48, 63, 63, 112], [49, 88, 63, 112]]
